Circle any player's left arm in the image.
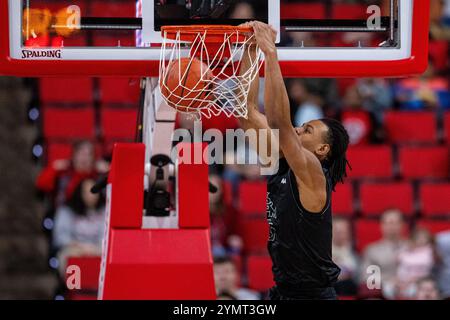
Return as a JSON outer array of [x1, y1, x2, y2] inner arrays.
[[252, 22, 324, 187]]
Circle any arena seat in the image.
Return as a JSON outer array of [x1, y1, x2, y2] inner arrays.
[[99, 78, 141, 106], [65, 256, 101, 300], [419, 183, 450, 217], [39, 78, 94, 105], [444, 112, 450, 143], [101, 108, 138, 140], [240, 218, 269, 253], [399, 146, 449, 179], [42, 107, 95, 140], [385, 111, 437, 144], [359, 182, 414, 217], [246, 255, 274, 292], [416, 219, 450, 235], [346, 146, 393, 179], [222, 180, 233, 207], [237, 181, 267, 217], [354, 219, 382, 253], [332, 182, 354, 217], [89, 0, 136, 17], [331, 4, 367, 19], [280, 3, 326, 19], [46, 142, 72, 163]]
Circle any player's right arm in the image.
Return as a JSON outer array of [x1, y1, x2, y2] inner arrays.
[[238, 30, 279, 164]]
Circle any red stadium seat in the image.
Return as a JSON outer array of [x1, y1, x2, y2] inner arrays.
[[280, 3, 326, 19], [222, 180, 233, 207], [238, 181, 267, 217], [419, 183, 450, 217], [39, 78, 94, 105], [99, 78, 141, 105], [444, 112, 450, 143], [354, 219, 382, 253], [65, 256, 101, 300], [101, 108, 138, 140], [240, 218, 269, 253], [89, 0, 136, 17], [359, 182, 414, 217], [385, 112, 437, 144], [43, 107, 95, 140], [346, 146, 393, 179], [246, 255, 274, 292], [331, 4, 367, 19], [399, 146, 449, 179], [332, 182, 354, 216], [46, 142, 73, 163], [416, 220, 450, 235]]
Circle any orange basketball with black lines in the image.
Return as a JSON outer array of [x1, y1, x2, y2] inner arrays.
[[160, 57, 214, 112]]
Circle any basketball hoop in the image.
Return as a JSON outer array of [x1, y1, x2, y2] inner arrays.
[[159, 25, 263, 119]]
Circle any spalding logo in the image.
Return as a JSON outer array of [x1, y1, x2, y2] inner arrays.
[[21, 49, 62, 59]]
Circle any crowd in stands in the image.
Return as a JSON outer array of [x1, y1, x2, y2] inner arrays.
[[30, 0, 450, 300]]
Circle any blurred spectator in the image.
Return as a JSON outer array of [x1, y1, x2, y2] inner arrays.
[[209, 174, 242, 257], [217, 291, 238, 300], [359, 209, 407, 299], [291, 80, 325, 126], [415, 277, 441, 300], [229, 2, 256, 19], [430, 0, 450, 40], [53, 179, 106, 277], [36, 140, 108, 206], [396, 228, 435, 299], [213, 256, 260, 300], [393, 59, 450, 110], [340, 85, 373, 146], [436, 231, 450, 299], [356, 78, 393, 123], [332, 217, 359, 296]]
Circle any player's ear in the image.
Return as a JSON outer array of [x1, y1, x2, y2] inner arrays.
[[316, 143, 330, 158]]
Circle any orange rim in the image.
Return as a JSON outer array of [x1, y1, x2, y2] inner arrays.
[[161, 25, 253, 43]]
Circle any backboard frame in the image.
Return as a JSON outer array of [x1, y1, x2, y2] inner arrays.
[[0, 0, 430, 77]]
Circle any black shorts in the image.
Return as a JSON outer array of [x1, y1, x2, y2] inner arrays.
[[269, 285, 337, 300]]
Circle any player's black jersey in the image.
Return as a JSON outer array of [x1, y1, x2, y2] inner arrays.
[[267, 158, 340, 296]]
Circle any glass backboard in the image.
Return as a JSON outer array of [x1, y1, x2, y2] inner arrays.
[[0, 0, 430, 77]]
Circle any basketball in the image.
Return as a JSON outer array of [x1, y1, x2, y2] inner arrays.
[[160, 57, 215, 112]]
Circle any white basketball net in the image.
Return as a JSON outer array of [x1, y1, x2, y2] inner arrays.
[[159, 28, 263, 119]]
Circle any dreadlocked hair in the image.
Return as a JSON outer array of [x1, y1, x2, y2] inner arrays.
[[320, 118, 351, 191]]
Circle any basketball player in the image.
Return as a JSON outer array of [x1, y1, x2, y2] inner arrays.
[[239, 21, 350, 300]]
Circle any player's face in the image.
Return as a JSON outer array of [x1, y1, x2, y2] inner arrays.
[[295, 120, 330, 160]]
